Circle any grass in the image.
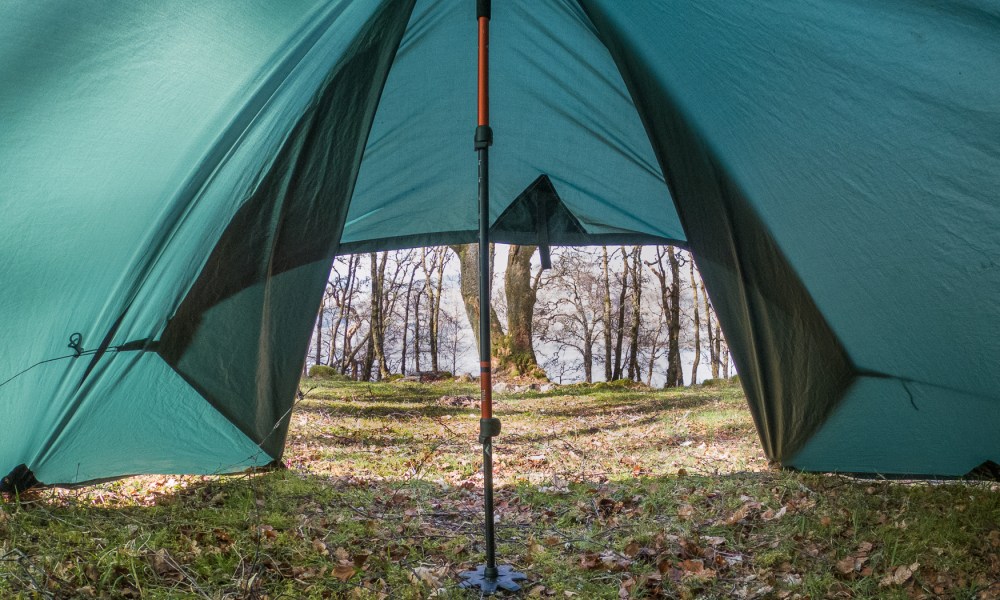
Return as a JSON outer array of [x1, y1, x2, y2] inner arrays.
[[2, 379, 998, 598]]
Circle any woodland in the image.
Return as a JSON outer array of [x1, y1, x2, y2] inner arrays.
[[307, 244, 732, 387]]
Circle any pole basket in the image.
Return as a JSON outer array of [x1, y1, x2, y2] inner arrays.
[[459, 564, 527, 594]]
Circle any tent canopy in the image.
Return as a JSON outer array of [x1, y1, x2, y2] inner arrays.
[[1, 0, 998, 485]]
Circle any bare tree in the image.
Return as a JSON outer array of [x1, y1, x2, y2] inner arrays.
[[690, 259, 701, 385], [421, 247, 450, 372], [536, 248, 604, 383], [648, 246, 683, 387], [625, 246, 643, 381], [601, 246, 613, 381]]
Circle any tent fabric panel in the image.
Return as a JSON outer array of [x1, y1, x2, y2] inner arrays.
[[581, 0, 1000, 463], [581, 0, 1000, 399], [168, 262, 336, 459], [27, 355, 269, 485], [0, 0, 338, 403], [581, 1, 856, 462], [0, 0, 410, 484], [157, 0, 414, 459], [789, 377, 1000, 477], [343, 0, 684, 249]]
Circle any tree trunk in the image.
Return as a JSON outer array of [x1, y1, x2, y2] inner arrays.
[[626, 247, 642, 381], [703, 281, 719, 379], [400, 267, 416, 375], [369, 252, 390, 380], [714, 324, 723, 379], [314, 296, 324, 367], [450, 243, 544, 378], [690, 260, 701, 385], [338, 254, 359, 372], [449, 244, 503, 349], [497, 244, 543, 377], [421, 248, 445, 372], [413, 284, 422, 373], [664, 247, 683, 387], [612, 247, 628, 380], [601, 246, 613, 382]]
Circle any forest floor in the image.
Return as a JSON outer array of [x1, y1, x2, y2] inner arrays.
[[2, 378, 999, 599]]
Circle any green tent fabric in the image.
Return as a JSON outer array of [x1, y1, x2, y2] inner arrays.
[[1, 0, 997, 486]]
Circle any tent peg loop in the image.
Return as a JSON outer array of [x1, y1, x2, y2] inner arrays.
[[67, 333, 84, 358]]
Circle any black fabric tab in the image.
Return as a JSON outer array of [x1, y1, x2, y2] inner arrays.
[[1, 464, 39, 495]]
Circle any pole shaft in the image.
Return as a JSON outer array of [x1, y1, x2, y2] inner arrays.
[[476, 2, 498, 578]]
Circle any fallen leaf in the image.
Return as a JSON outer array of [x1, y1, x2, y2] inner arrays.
[[332, 564, 356, 582], [352, 552, 371, 568], [836, 556, 858, 575], [725, 503, 753, 525], [410, 566, 445, 587], [880, 563, 918, 587], [580, 553, 601, 570], [149, 549, 180, 578], [311, 538, 328, 555], [762, 506, 787, 521]]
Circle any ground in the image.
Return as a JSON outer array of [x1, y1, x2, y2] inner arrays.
[[2, 379, 999, 599]]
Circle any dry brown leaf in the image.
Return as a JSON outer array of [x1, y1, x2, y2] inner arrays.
[[679, 559, 705, 573], [836, 556, 858, 575], [879, 563, 918, 587], [311, 538, 328, 555], [762, 506, 787, 521], [332, 564, 356, 582], [677, 504, 695, 520], [580, 552, 601, 570], [353, 552, 371, 568], [725, 503, 752, 525], [410, 566, 445, 587]]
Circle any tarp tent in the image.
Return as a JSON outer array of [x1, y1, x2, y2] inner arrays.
[[2, 0, 999, 487]]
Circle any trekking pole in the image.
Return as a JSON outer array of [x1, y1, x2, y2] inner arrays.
[[458, 0, 527, 593]]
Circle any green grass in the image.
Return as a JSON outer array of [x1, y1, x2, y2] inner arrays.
[[2, 379, 998, 598]]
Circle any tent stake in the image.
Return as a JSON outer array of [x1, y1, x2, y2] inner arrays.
[[459, 0, 527, 594]]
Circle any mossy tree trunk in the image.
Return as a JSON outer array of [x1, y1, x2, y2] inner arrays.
[[450, 243, 545, 379], [449, 243, 503, 348]]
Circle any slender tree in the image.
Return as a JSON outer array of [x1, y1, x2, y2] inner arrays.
[[601, 246, 613, 381], [625, 246, 643, 381], [689, 259, 701, 385]]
